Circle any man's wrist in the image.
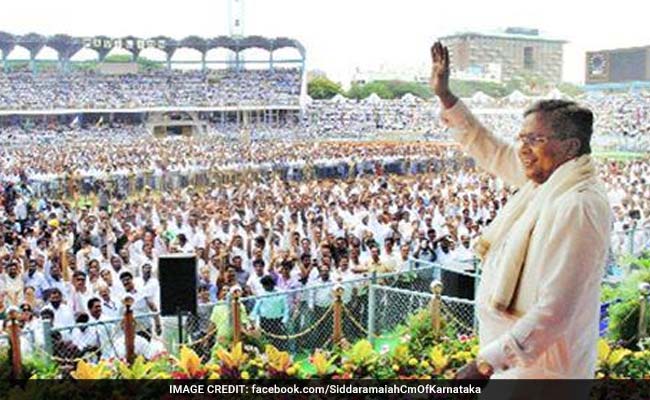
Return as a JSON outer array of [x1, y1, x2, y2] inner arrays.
[[437, 91, 458, 110]]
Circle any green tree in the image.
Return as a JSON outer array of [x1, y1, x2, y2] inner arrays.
[[384, 80, 432, 99], [347, 81, 392, 99], [104, 54, 132, 63], [307, 76, 344, 99], [449, 80, 509, 98], [347, 80, 432, 100]]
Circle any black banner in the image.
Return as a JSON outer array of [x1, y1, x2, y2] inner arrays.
[[3, 379, 648, 400]]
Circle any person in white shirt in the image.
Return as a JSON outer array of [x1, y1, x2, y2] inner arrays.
[[308, 265, 334, 348], [102, 328, 166, 361], [432, 41, 611, 381], [68, 271, 93, 315], [4, 262, 24, 305], [85, 297, 122, 360], [119, 271, 161, 340], [97, 285, 120, 319], [98, 268, 125, 300], [434, 236, 454, 266], [46, 264, 69, 301], [19, 303, 45, 349], [245, 259, 266, 297], [44, 288, 75, 329], [75, 238, 101, 272], [71, 312, 100, 358], [134, 264, 160, 309], [23, 258, 48, 299], [453, 235, 475, 268]]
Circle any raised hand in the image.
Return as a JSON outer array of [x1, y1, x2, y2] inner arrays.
[[430, 41, 458, 109]]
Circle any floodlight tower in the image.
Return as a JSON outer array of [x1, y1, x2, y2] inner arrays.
[[228, 0, 245, 38], [228, 0, 249, 140], [227, 0, 245, 71]]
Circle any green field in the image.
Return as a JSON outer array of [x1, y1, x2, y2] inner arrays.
[[593, 150, 648, 160]]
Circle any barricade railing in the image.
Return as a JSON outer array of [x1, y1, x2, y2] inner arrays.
[[5, 256, 650, 373], [19, 154, 474, 200], [610, 227, 650, 265]]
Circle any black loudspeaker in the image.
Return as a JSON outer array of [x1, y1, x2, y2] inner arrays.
[[158, 254, 197, 316]]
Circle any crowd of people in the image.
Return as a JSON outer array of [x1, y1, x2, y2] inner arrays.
[[1, 65, 650, 361], [0, 68, 301, 110], [581, 91, 650, 151], [1, 133, 649, 359], [1, 129, 458, 198], [300, 90, 650, 145]]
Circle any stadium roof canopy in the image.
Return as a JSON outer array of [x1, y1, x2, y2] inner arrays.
[[0, 32, 306, 61]]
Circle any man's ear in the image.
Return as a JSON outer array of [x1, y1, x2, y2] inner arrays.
[[564, 138, 581, 159]]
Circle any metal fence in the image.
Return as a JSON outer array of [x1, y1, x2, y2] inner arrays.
[[23, 154, 473, 200], [41, 312, 163, 376], [0, 261, 478, 373], [6, 253, 650, 373], [611, 227, 650, 261]]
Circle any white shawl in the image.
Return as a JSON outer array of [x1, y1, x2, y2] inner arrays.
[[474, 155, 598, 314]]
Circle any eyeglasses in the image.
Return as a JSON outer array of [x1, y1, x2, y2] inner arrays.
[[517, 134, 555, 147]]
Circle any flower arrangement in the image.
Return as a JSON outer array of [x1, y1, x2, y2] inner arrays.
[[11, 333, 650, 380], [596, 339, 650, 379]]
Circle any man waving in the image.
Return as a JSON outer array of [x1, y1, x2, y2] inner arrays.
[[430, 41, 611, 379]]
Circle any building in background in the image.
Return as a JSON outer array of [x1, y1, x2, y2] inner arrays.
[[585, 46, 650, 89], [440, 27, 566, 83]]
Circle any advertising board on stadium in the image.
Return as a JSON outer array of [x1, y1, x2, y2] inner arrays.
[[82, 37, 167, 51]]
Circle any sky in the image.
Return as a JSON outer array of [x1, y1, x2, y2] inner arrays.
[[1, 0, 649, 85]]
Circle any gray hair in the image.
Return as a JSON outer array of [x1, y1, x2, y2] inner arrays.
[[524, 99, 594, 155]]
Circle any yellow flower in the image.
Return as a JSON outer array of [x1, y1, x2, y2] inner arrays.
[[421, 374, 432, 379], [429, 346, 449, 373], [209, 371, 221, 379], [347, 340, 376, 365], [116, 356, 154, 379], [311, 350, 337, 377], [287, 366, 297, 376], [392, 364, 400, 372], [408, 358, 418, 367], [470, 345, 480, 356], [70, 360, 110, 380], [597, 339, 610, 364], [241, 371, 250, 380], [175, 346, 203, 377], [453, 351, 473, 364], [265, 345, 292, 373], [215, 342, 249, 370], [420, 360, 430, 369], [597, 339, 632, 368], [392, 344, 411, 365]]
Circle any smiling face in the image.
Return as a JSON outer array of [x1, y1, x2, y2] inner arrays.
[[517, 113, 576, 185]]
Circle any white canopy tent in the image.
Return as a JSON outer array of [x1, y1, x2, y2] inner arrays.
[[505, 90, 528, 103], [331, 93, 349, 103], [401, 93, 420, 103], [471, 91, 494, 104], [546, 88, 571, 100], [363, 92, 382, 104]]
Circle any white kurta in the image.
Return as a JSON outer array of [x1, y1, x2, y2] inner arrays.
[[441, 101, 611, 379]]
